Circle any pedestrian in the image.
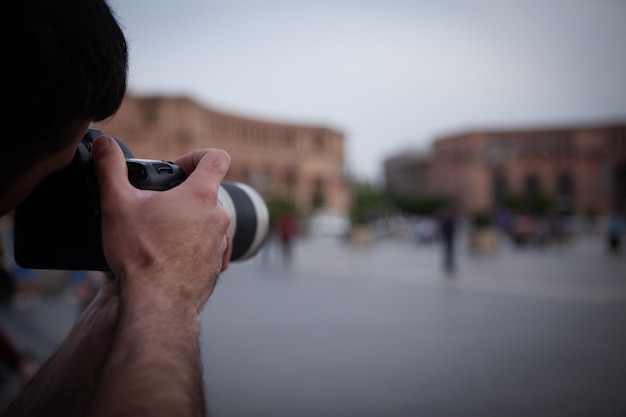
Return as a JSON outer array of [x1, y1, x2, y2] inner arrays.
[[607, 210, 625, 254], [278, 211, 297, 265], [439, 207, 457, 274], [2, 1, 232, 416]]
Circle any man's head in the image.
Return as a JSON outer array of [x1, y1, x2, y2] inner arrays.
[[1, 0, 128, 215]]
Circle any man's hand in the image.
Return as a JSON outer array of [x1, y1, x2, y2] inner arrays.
[[86, 135, 232, 416], [6, 139, 232, 417], [92, 135, 232, 312]]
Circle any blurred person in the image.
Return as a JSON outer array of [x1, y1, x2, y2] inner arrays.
[[513, 213, 535, 247], [607, 210, 625, 254], [1, 1, 232, 416], [278, 211, 297, 265], [495, 206, 513, 238], [438, 207, 457, 274], [533, 217, 551, 247]]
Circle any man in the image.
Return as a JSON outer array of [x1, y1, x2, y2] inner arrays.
[[1, 1, 231, 415]]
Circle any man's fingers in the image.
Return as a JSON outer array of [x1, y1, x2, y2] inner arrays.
[[173, 149, 212, 174], [174, 148, 231, 195], [92, 136, 131, 203]]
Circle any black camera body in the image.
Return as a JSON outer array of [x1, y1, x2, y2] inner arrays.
[[14, 129, 269, 270]]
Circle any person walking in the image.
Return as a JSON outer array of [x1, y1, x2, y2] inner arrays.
[[278, 212, 297, 265], [607, 210, 625, 254], [439, 207, 457, 275]]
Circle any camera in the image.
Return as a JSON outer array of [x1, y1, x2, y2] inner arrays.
[[13, 129, 269, 270]]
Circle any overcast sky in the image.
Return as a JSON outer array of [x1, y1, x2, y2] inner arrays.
[[109, 0, 626, 182]]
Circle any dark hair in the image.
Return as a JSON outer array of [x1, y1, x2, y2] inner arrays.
[[0, 0, 128, 191]]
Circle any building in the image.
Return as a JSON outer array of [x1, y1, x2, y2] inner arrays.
[[385, 122, 626, 216], [93, 94, 351, 214], [383, 151, 430, 199]]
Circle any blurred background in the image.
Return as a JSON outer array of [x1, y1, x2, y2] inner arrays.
[[2, 0, 626, 415]]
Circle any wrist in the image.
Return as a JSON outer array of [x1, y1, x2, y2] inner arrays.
[[117, 264, 215, 315], [119, 277, 201, 330]]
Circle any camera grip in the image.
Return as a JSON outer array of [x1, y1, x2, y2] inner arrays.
[[126, 159, 187, 191]]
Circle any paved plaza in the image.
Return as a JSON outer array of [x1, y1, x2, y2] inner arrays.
[[1, 232, 626, 416]]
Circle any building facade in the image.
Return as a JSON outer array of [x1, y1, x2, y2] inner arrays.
[[93, 94, 351, 214], [383, 151, 430, 199], [385, 122, 626, 216]]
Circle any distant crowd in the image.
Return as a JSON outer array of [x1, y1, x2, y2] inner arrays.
[[345, 208, 625, 255]]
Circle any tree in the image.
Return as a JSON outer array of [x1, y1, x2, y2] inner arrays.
[[265, 198, 297, 226], [350, 182, 392, 225]]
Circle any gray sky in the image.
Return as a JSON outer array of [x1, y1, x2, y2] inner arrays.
[[110, 0, 626, 182]]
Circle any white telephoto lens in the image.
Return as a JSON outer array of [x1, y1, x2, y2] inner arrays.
[[218, 181, 269, 261]]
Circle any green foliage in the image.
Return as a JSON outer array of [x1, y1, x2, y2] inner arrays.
[[265, 198, 297, 225], [350, 183, 393, 225], [531, 194, 553, 216], [499, 193, 553, 216], [499, 194, 525, 212], [312, 192, 325, 209], [349, 182, 450, 224], [388, 195, 449, 216]]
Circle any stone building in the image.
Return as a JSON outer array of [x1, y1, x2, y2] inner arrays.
[[385, 122, 626, 216], [383, 151, 430, 199], [93, 94, 351, 214]]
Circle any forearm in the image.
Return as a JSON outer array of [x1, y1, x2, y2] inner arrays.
[[5, 291, 119, 417], [86, 142, 230, 417], [89, 288, 206, 417]]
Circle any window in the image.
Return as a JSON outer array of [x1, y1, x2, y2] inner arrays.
[[492, 169, 508, 205], [313, 132, 325, 153], [525, 174, 541, 197], [555, 172, 574, 214]]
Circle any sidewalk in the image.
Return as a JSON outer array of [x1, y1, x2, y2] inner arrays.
[[1, 232, 625, 415], [293, 232, 626, 303]]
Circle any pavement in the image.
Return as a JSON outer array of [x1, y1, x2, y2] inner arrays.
[[1, 231, 626, 416]]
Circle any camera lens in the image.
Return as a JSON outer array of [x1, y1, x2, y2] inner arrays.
[[218, 181, 269, 261]]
